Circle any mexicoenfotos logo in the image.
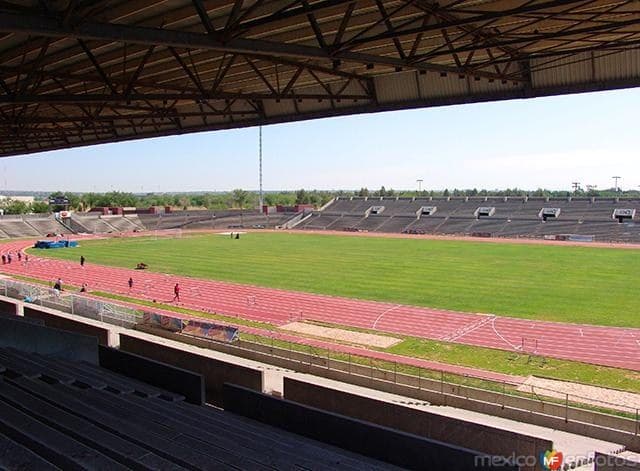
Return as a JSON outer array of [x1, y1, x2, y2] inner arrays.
[[539, 450, 563, 470]]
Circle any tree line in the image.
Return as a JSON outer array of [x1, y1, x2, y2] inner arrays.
[[1, 186, 638, 215]]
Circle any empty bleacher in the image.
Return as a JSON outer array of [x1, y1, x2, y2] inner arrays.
[[0, 342, 401, 470], [495, 219, 541, 237], [296, 196, 640, 242], [355, 216, 389, 231], [332, 216, 365, 231], [377, 216, 416, 232], [22, 218, 67, 236], [101, 216, 142, 232], [437, 217, 476, 235], [403, 216, 447, 233], [70, 215, 118, 233], [0, 218, 41, 237], [133, 211, 293, 231], [470, 219, 509, 234], [299, 213, 342, 230]]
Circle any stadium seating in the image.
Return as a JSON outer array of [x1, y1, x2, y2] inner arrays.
[[355, 215, 390, 231], [134, 211, 293, 231], [403, 216, 447, 233], [0, 345, 401, 470], [437, 217, 477, 235], [21, 218, 68, 236], [69, 215, 118, 234], [296, 196, 640, 242], [101, 216, 142, 232], [333, 216, 366, 231], [0, 218, 42, 237], [299, 213, 343, 230]]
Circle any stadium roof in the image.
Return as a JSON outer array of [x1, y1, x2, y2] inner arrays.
[[1, 0, 640, 156]]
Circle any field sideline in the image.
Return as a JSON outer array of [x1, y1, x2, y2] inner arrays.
[[30, 231, 639, 327]]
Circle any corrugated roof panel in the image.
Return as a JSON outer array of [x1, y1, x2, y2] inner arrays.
[[531, 53, 592, 88], [295, 84, 335, 113], [469, 76, 516, 94], [419, 72, 468, 99], [264, 99, 296, 117], [375, 71, 419, 103], [594, 49, 640, 81]]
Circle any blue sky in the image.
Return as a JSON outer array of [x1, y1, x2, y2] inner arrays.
[[2, 87, 639, 193]]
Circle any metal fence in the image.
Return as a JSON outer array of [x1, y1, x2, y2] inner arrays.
[[235, 331, 640, 432], [0, 279, 141, 328]]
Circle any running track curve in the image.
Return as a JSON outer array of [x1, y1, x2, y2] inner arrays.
[[1, 238, 638, 371]]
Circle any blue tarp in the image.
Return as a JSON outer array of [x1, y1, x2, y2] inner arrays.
[[34, 240, 78, 249]]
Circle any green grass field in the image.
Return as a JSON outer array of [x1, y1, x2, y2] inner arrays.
[[29, 232, 640, 327]]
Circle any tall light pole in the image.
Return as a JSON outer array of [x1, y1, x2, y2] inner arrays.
[[571, 182, 580, 192], [258, 126, 263, 211], [416, 179, 423, 194], [612, 176, 621, 192]]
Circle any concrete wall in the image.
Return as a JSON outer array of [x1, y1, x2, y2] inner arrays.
[[0, 312, 43, 326], [0, 317, 98, 363], [223, 383, 517, 471], [0, 298, 18, 315], [119, 334, 262, 406], [135, 325, 640, 451], [99, 346, 205, 405], [284, 377, 550, 471], [595, 452, 640, 470], [24, 306, 110, 346]]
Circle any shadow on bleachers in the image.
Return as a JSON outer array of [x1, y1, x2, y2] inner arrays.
[[0, 314, 454, 470]]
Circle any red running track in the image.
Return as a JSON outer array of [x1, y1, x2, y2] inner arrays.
[[1, 239, 639, 371]]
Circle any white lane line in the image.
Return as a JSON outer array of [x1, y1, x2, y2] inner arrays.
[[491, 317, 522, 351], [372, 304, 402, 329]]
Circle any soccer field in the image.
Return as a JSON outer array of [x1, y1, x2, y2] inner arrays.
[[31, 232, 640, 327]]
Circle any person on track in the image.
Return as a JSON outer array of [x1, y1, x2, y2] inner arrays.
[[128, 277, 134, 290], [173, 283, 180, 302], [80, 255, 85, 267], [52, 278, 63, 296]]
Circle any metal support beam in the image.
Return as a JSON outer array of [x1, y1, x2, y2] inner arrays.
[[0, 10, 511, 79], [0, 92, 371, 104]]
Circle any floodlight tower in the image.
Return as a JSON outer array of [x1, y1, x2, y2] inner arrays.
[[612, 176, 621, 192], [571, 182, 580, 192], [416, 179, 423, 194]]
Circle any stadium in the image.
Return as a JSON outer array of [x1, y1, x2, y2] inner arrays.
[[1, 1, 640, 470]]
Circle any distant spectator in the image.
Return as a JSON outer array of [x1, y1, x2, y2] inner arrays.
[[128, 277, 133, 290], [173, 283, 180, 302], [80, 255, 85, 267], [53, 278, 62, 291]]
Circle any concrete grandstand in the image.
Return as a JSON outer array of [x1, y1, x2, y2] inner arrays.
[[0, 209, 294, 238], [295, 196, 640, 242]]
